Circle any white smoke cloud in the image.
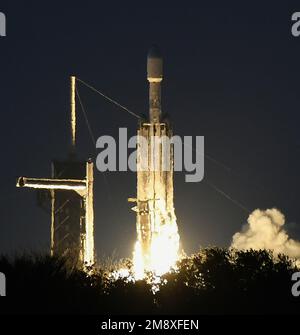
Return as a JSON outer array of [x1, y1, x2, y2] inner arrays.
[[231, 208, 300, 262]]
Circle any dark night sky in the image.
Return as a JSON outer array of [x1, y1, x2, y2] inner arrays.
[[0, 1, 299, 259]]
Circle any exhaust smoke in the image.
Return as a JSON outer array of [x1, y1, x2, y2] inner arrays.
[[231, 208, 300, 264]]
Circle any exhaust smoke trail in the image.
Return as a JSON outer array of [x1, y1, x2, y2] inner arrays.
[[231, 208, 300, 264]]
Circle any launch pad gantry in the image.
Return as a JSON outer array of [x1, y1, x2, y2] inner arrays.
[[16, 77, 95, 269]]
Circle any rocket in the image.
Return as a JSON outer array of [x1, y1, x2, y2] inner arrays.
[[131, 46, 179, 275]]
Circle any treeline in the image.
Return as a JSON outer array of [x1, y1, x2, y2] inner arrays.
[[0, 248, 299, 314]]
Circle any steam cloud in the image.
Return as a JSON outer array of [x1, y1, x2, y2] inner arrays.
[[231, 208, 300, 262]]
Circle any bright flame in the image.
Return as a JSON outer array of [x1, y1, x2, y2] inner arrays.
[[133, 220, 180, 279], [133, 241, 145, 280], [150, 223, 180, 276]]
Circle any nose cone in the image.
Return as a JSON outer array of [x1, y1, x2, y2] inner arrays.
[[147, 45, 163, 82]]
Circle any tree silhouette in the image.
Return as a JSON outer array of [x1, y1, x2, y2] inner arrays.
[[0, 248, 299, 314]]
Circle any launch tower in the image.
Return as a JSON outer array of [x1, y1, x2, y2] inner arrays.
[[16, 77, 95, 269]]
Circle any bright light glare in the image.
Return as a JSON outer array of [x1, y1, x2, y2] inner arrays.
[[133, 219, 180, 279]]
